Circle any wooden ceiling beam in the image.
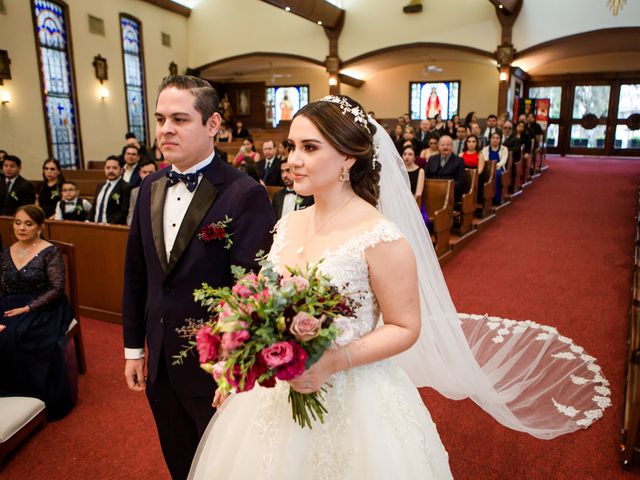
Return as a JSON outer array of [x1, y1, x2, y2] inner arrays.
[[260, 0, 344, 30], [139, 0, 191, 18]]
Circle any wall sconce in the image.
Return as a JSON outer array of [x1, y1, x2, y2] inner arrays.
[[499, 71, 508, 82], [1, 90, 11, 104], [328, 75, 338, 87], [99, 86, 110, 100]]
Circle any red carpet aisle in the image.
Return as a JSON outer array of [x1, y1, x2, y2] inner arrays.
[[2, 318, 171, 479], [2, 156, 639, 479], [422, 156, 640, 479]]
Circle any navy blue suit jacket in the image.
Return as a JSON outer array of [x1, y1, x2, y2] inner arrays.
[[425, 154, 467, 200], [122, 157, 275, 395]]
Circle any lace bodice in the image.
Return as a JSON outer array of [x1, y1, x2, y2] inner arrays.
[[268, 215, 404, 346]]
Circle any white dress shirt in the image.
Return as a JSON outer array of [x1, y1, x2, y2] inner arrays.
[[122, 164, 136, 183], [281, 189, 297, 217], [94, 180, 117, 223], [124, 150, 216, 361], [54, 198, 92, 220]]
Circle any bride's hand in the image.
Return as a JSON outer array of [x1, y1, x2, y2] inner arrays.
[[289, 349, 340, 394], [212, 389, 229, 408]]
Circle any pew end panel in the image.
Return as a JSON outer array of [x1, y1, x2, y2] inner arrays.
[[423, 179, 454, 256], [456, 169, 478, 235], [476, 160, 497, 218]]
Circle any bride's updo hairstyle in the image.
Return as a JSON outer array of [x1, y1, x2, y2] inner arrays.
[[293, 95, 381, 207]]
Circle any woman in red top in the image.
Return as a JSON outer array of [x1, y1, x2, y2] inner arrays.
[[461, 134, 485, 174]]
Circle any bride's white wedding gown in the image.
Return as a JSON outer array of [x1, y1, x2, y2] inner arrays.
[[188, 217, 453, 479]]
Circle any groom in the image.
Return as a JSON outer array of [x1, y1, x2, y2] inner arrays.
[[123, 75, 274, 479]]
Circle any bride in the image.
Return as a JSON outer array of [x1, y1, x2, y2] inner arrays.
[[188, 96, 609, 479]]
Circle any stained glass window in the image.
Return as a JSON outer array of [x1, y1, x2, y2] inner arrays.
[[33, 0, 81, 168], [265, 86, 309, 127], [120, 15, 147, 145], [410, 82, 459, 121]]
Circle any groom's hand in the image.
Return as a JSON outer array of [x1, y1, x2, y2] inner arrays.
[[125, 358, 146, 391]]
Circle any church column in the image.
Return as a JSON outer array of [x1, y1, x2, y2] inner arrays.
[[490, 0, 522, 114], [323, 13, 344, 96]]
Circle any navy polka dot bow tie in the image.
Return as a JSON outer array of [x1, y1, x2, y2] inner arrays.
[[166, 169, 199, 192]]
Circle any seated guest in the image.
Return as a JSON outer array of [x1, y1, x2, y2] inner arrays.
[[123, 132, 150, 162], [433, 113, 447, 137], [36, 158, 65, 218], [461, 134, 486, 174], [0, 155, 36, 216], [452, 125, 468, 156], [127, 161, 157, 225], [482, 132, 509, 204], [401, 145, 429, 228], [259, 140, 284, 187], [392, 124, 405, 153], [54, 181, 92, 221], [0, 205, 76, 419], [483, 114, 502, 144], [419, 136, 440, 163], [445, 119, 456, 139], [502, 121, 520, 155], [233, 138, 260, 167], [277, 140, 290, 163], [469, 121, 486, 149], [216, 121, 233, 143], [417, 120, 431, 147], [516, 120, 532, 165], [497, 112, 509, 131], [425, 135, 466, 202], [464, 111, 478, 128], [233, 120, 250, 139], [271, 159, 313, 220], [121, 145, 142, 187], [237, 158, 267, 191], [89, 156, 131, 225], [150, 139, 164, 165], [403, 126, 421, 157]]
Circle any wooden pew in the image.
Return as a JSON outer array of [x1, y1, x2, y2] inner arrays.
[[62, 169, 104, 181], [46, 221, 128, 323], [267, 186, 283, 204], [87, 161, 105, 170], [456, 169, 478, 235], [510, 145, 524, 194], [423, 179, 454, 256], [499, 153, 513, 203], [476, 160, 496, 218]]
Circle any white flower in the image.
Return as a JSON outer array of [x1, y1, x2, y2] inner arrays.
[[581, 354, 596, 363], [487, 322, 500, 331], [497, 328, 510, 336], [595, 386, 611, 396], [535, 332, 552, 341], [552, 352, 576, 360], [586, 363, 601, 373], [492, 335, 505, 344], [502, 319, 515, 327], [541, 325, 558, 334], [576, 418, 594, 427], [557, 335, 572, 344], [569, 374, 589, 384], [513, 325, 527, 334], [583, 409, 604, 420], [333, 318, 355, 347], [592, 395, 611, 409], [570, 344, 584, 354]]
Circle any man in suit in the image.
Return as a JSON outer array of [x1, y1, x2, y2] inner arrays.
[[123, 75, 274, 480], [121, 145, 143, 187], [452, 125, 468, 156], [261, 139, 284, 186], [470, 122, 486, 150], [271, 158, 313, 220], [482, 114, 502, 145], [417, 119, 431, 148], [0, 155, 36, 216], [425, 135, 467, 202], [89, 156, 132, 225], [127, 161, 157, 225]]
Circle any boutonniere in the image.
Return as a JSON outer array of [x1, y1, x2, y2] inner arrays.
[[51, 189, 60, 199], [111, 192, 121, 205], [198, 215, 233, 249], [295, 196, 304, 207], [75, 204, 84, 214], [10, 190, 18, 201]]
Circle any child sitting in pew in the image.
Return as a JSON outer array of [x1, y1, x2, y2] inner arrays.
[[54, 181, 92, 221]]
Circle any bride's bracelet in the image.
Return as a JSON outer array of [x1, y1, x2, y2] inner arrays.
[[341, 346, 352, 370]]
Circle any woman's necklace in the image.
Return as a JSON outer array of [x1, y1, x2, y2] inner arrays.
[[15, 239, 40, 261], [296, 194, 356, 256]]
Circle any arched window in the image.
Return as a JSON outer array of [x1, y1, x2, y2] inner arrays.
[[120, 14, 148, 146], [32, 0, 82, 169]]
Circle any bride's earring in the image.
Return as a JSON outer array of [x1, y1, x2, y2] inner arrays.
[[339, 166, 350, 182]]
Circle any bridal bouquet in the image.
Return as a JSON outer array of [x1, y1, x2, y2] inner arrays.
[[174, 257, 359, 428]]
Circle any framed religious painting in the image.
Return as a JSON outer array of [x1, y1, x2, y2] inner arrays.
[[0, 50, 11, 83], [237, 88, 251, 116]]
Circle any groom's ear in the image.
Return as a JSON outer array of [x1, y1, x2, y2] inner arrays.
[[207, 112, 222, 138]]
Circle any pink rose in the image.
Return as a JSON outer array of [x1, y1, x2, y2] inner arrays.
[[218, 302, 234, 322], [251, 288, 270, 304], [242, 273, 260, 287], [260, 341, 294, 368], [225, 364, 258, 392], [221, 330, 250, 351], [195, 326, 221, 364], [232, 282, 252, 297], [290, 312, 322, 342], [211, 361, 226, 381], [275, 341, 308, 381], [280, 275, 309, 292]]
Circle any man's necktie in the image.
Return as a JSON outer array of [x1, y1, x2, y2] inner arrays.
[[97, 183, 112, 223], [457, 142, 463, 155], [166, 169, 199, 192]]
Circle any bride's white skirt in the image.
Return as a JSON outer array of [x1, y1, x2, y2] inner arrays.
[[189, 359, 452, 479]]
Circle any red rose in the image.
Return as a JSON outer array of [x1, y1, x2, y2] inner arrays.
[[260, 341, 294, 368], [225, 364, 258, 392], [275, 341, 308, 381], [221, 330, 250, 351]]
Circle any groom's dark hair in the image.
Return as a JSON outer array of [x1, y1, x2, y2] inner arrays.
[[157, 75, 220, 125]]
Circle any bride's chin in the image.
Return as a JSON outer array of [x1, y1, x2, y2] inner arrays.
[[293, 182, 313, 197]]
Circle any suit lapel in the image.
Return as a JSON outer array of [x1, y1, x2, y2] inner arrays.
[[151, 176, 169, 273], [166, 160, 222, 276]]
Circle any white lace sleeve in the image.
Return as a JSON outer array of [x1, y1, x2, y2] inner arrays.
[[266, 214, 290, 266]]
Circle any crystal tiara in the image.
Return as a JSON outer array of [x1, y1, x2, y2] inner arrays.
[[319, 95, 371, 133]]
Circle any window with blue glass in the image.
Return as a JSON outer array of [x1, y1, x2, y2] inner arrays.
[[265, 86, 309, 127], [33, 0, 82, 168], [120, 15, 147, 145], [409, 81, 460, 121]]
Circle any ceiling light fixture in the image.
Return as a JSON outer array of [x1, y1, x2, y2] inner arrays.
[[285, 6, 291, 11]]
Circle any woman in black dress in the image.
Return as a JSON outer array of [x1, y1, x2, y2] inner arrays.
[[36, 158, 65, 218], [0, 205, 76, 419]]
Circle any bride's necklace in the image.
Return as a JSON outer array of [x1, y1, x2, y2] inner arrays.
[[15, 239, 40, 261], [296, 194, 356, 256]]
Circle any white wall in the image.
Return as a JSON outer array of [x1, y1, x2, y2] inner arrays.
[[187, 0, 328, 68], [339, 0, 500, 60], [0, 0, 188, 177], [513, 0, 640, 50]]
